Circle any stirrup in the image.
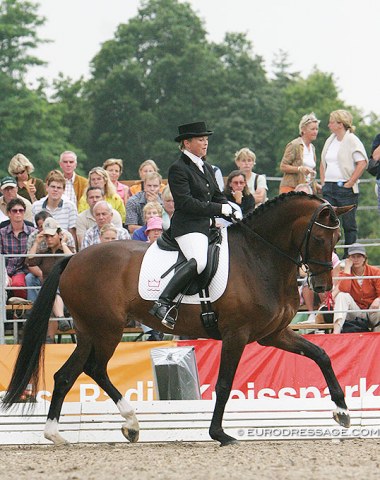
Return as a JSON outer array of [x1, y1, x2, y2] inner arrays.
[[161, 305, 178, 330]]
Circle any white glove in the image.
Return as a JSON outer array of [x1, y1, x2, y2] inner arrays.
[[233, 210, 243, 221], [221, 204, 233, 216]]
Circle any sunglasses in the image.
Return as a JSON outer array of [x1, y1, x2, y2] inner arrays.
[[10, 208, 25, 213], [16, 169, 26, 175]]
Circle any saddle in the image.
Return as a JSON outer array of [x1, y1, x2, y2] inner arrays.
[[157, 227, 222, 296], [156, 228, 223, 339]]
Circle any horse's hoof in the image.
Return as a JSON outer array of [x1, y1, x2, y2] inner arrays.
[[333, 408, 351, 428], [121, 426, 139, 443], [220, 438, 239, 447]]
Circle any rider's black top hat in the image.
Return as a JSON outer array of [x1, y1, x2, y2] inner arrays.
[[174, 122, 213, 142]]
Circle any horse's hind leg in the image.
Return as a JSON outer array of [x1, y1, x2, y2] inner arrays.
[[259, 327, 350, 428], [44, 339, 92, 445], [83, 347, 139, 443]]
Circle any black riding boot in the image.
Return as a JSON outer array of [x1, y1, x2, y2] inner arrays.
[[149, 258, 198, 330]]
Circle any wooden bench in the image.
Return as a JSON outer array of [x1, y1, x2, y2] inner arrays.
[[56, 326, 145, 343]]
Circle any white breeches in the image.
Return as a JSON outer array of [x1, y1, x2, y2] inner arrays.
[[333, 292, 380, 331], [175, 232, 208, 274]]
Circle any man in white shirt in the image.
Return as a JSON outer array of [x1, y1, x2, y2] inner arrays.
[[59, 151, 88, 208], [76, 187, 123, 246]]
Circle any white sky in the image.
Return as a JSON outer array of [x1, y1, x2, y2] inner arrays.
[[30, 0, 380, 118]]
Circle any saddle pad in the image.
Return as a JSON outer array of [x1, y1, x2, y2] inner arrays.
[[138, 228, 229, 304]]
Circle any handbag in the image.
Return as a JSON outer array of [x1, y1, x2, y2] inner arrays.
[[367, 157, 379, 176]]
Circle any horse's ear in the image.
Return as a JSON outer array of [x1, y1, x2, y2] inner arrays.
[[333, 205, 356, 217]]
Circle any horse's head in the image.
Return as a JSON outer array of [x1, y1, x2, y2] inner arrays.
[[299, 201, 355, 292]]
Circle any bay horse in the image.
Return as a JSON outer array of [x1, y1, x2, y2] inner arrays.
[[3, 192, 353, 446]]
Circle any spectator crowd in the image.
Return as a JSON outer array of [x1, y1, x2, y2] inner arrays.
[[1, 109, 379, 340]]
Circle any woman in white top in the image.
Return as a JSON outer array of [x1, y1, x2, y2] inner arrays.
[[320, 110, 368, 254], [279, 112, 320, 194], [234, 147, 268, 207]]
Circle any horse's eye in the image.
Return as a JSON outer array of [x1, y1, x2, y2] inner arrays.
[[311, 235, 324, 245]]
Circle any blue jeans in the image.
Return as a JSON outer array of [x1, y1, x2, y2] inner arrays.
[[322, 183, 359, 257], [25, 273, 41, 302]]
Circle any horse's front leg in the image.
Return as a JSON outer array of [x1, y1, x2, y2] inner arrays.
[[259, 327, 350, 428], [209, 334, 247, 446]]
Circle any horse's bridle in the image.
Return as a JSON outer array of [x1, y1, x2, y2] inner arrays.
[[238, 201, 340, 279]]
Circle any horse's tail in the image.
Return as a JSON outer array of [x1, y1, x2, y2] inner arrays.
[[2, 256, 72, 409]]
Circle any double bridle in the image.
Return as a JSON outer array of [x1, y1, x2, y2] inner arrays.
[[238, 201, 340, 279]]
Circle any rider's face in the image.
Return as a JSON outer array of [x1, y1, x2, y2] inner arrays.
[[184, 136, 208, 158]]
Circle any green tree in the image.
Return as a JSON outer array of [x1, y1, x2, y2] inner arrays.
[[0, 0, 47, 80]]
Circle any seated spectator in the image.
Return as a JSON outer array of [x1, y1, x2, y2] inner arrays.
[[32, 170, 78, 240], [103, 158, 130, 205], [0, 176, 34, 222], [129, 159, 165, 196], [234, 147, 268, 206], [26, 210, 76, 302], [0, 198, 36, 299], [146, 216, 163, 243], [75, 186, 123, 246], [332, 244, 380, 333], [26, 217, 75, 343], [78, 167, 126, 222], [8, 153, 46, 203], [132, 201, 163, 241], [59, 150, 88, 208], [99, 224, 119, 243], [161, 185, 174, 230], [224, 170, 255, 215], [126, 172, 163, 233], [81, 201, 130, 249]]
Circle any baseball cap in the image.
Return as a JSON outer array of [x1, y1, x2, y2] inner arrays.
[[0, 176, 17, 190], [145, 216, 163, 233], [347, 243, 366, 256], [42, 217, 60, 235]]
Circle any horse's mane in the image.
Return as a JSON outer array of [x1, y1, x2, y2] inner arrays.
[[228, 191, 325, 230]]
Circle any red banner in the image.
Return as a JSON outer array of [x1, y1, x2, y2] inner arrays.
[[180, 333, 380, 400]]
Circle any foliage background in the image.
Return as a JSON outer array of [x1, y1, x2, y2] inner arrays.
[[0, 0, 378, 259]]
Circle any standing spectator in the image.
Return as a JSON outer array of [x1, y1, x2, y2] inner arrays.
[[25, 210, 76, 302], [32, 170, 78, 239], [369, 133, 380, 214], [145, 216, 163, 243], [81, 201, 130, 249], [75, 186, 123, 246], [103, 158, 130, 205], [132, 201, 163, 241], [0, 176, 34, 222], [161, 185, 175, 230], [126, 172, 163, 233], [59, 151, 88, 208], [332, 244, 380, 334], [0, 198, 36, 299], [77, 167, 126, 222], [279, 113, 320, 194], [234, 148, 267, 207], [8, 153, 46, 203], [320, 110, 368, 255], [26, 217, 75, 343], [224, 170, 255, 215], [129, 159, 165, 196]]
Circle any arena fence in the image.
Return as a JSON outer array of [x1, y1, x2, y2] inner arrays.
[[0, 397, 379, 445]]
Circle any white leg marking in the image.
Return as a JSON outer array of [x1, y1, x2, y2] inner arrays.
[[117, 398, 139, 442], [44, 418, 69, 446]]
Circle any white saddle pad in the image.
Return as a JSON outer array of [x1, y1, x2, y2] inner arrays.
[[138, 228, 229, 304]]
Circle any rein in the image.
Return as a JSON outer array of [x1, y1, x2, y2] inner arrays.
[[236, 201, 340, 277]]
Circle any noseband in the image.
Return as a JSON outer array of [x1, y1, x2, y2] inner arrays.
[[298, 202, 340, 279]]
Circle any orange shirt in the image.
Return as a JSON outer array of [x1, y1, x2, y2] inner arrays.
[[338, 264, 380, 309]]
